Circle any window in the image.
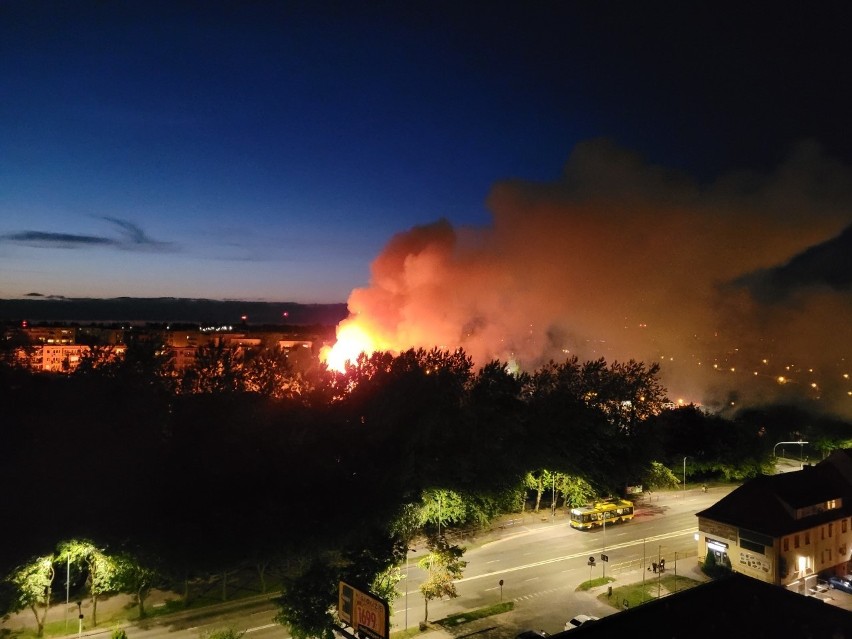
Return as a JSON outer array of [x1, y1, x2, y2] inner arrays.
[[829, 522, 834, 538], [794, 534, 800, 549], [783, 537, 789, 552], [843, 519, 848, 534], [805, 531, 811, 544], [822, 526, 825, 541]]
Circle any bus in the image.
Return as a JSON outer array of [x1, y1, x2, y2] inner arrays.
[[569, 498, 635, 530]]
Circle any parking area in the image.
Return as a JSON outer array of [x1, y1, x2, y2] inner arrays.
[[815, 586, 852, 612]]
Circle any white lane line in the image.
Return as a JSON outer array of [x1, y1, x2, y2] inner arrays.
[[246, 624, 278, 633]]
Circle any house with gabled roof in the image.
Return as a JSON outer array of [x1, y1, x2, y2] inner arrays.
[[695, 449, 852, 594]]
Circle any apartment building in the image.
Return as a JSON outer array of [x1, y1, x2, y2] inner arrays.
[[696, 449, 852, 594]]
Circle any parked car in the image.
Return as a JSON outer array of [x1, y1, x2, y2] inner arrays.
[[564, 614, 599, 631], [516, 631, 549, 639], [827, 575, 852, 594]]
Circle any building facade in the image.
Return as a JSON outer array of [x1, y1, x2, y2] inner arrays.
[[696, 450, 852, 594]]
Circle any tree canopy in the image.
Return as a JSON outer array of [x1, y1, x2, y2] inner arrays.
[[3, 341, 841, 637]]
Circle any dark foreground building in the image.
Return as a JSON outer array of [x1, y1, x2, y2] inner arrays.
[[554, 572, 851, 638]]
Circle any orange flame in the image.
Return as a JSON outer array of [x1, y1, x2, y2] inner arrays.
[[320, 320, 384, 372]]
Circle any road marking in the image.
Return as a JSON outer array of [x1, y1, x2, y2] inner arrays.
[[246, 624, 278, 633], [457, 527, 696, 583]]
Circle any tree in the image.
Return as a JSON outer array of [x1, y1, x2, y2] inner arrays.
[[71, 344, 118, 376], [180, 341, 245, 394], [370, 565, 403, 614], [643, 461, 681, 491], [526, 470, 558, 513], [114, 552, 160, 619], [59, 540, 122, 627], [417, 537, 467, 624], [0, 326, 35, 371], [558, 475, 597, 509], [5, 555, 55, 637], [273, 559, 337, 639], [243, 345, 294, 398]]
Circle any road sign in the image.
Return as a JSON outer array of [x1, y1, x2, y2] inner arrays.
[[587, 556, 596, 565], [338, 582, 389, 639], [601, 554, 609, 562]]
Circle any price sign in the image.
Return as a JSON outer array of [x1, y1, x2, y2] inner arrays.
[[338, 582, 389, 639]]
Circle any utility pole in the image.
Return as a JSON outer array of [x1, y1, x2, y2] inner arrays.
[[65, 554, 70, 633]]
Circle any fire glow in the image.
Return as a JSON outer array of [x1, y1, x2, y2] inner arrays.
[[320, 320, 385, 372], [319, 140, 851, 415]]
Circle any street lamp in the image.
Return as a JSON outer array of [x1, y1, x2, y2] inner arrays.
[[405, 547, 416, 630], [65, 554, 70, 633], [551, 473, 556, 522], [773, 440, 808, 471]]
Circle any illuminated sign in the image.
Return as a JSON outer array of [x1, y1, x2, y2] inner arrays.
[[706, 537, 729, 552], [338, 581, 389, 639]]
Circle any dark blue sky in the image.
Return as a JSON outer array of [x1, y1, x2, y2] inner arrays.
[[2, 1, 851, 302]]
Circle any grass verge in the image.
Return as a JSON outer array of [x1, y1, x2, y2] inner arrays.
[[436, 602, 515, 628], [599, 574, 702, 610], [575, 576, 615, 592]]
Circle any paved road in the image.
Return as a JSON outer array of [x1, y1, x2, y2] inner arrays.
[[395, 488, 722, 637]]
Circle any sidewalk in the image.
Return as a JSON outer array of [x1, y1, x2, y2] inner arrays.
[[1, 589, 281, 639]]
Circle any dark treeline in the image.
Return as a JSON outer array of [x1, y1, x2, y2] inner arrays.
[[2, 340, 849, 636]]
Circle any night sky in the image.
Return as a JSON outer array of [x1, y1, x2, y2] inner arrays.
[[3, 2, 852, 412]]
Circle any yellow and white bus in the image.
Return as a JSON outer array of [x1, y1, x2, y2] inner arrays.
[[569, 498, 635, 530]]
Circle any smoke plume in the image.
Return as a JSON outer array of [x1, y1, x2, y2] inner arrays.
[[335, 139, 852, 416]]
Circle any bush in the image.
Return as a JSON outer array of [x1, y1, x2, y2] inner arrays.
[[111, 628, 128, 639], [701, 550, 731, 579], [202, 629, 246, 639]]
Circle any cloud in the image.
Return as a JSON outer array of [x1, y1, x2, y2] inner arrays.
[[1, 217, 176, 252], [2, 231, 117, 248], [332, 138, 852, 417]]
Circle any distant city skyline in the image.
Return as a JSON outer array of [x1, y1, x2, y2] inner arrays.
[[0, 296, 347, 326]]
